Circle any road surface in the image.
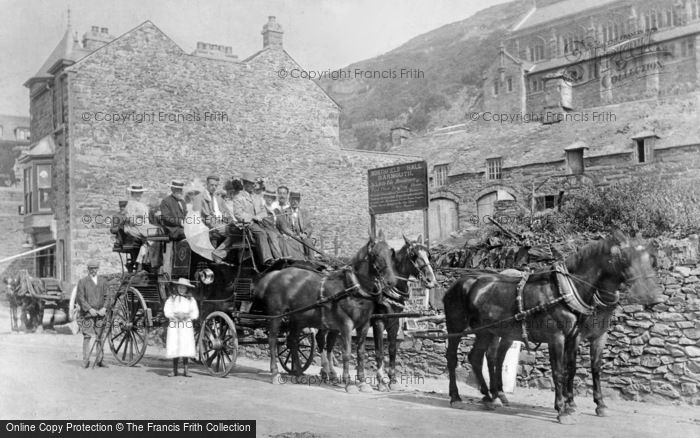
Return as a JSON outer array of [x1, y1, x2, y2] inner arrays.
[[0, 305, 698, 438]]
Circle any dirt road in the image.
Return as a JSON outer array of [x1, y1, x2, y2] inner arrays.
[[0, 306, 698, 438]]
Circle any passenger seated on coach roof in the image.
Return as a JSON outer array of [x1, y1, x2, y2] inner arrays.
[[159, 179, 187, 241], [110, 200, 128, 244], [123, 183, 161, 271], [225, 172, 282, 267], [193, 175, 227, 246]]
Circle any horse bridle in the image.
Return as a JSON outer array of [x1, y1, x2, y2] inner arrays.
[[395, 243, 434, 289], [366, 242, 395, 296]]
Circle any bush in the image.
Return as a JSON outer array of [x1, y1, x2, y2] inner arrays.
[[560, 178, 700, 237]]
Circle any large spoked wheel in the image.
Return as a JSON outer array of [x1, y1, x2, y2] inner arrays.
[[108, 287, 149, 366], [278, 329, 316, 374], [199, 311, 238, 377]]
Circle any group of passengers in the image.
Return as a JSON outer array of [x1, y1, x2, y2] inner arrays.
[[110, 172, 313, 271]]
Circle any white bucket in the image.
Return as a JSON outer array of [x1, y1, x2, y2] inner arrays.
[[480, 341, 522, 393]]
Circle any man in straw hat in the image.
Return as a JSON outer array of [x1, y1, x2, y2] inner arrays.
[[76, 260, 111, 368], [124, 183, 160, 271], [160, 180, 187, 241]]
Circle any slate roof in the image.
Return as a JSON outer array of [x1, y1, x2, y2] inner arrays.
[[513, 0, 620, 32], [25, 27, 90, 85], [390, 92, 700, 176]]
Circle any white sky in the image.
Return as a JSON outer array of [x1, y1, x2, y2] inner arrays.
[[0, 0, 511, 116]]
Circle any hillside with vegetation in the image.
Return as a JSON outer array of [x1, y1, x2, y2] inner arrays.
[[318, 0, 560, 150]]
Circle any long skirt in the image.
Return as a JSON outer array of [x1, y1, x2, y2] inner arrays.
[[166, 319, 197, 358]]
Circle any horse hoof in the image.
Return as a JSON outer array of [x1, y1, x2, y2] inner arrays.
[[378, 383, 389, 392], [491, 398, 503, 408], [497, 394, 510, 407], [271, 374, 281, 385], [481, 397, 497, 410], [345, 384, 360, 394], [558, 413, 577, 425], [359, 383, 374, 393], [595, 407, 608, 417]]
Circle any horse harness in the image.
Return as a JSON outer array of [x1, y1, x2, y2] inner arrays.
[[443, 262, 622, 342]]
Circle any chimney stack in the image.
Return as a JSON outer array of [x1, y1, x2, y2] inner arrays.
[[82, 25, 114, 51], [261, 16, 283, 49], [192, 42, 239, 61]]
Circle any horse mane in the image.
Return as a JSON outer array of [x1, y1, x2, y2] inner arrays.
[[565, 236, 616, 272]]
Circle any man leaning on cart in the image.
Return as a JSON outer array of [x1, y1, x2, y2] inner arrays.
[[76, 260, 111, 368]]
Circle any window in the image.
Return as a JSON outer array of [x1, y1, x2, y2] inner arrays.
[[23, 167, 32, 214], [487, 158, 502, 180], [433, 164, 448, 187], [494, 80, 499, 96], [507, 77, 513, 92], [0, 125, 3, 138], [666, 10, 673, 28], [589, 61, 600, 79], [535, 195, 557, 211], [681, 38, 695, 57], [635, 139, 655, 163], [644, 12, 652, 31], [566, 149, 585, 174], [36, 164, 51, 210], [15, 128, 30, 141], [530, 43, 545, 61], [36, 246, 55, 278], [693, 0, 700, 20]]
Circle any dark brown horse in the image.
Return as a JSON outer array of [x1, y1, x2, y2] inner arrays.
[[444, 233, 661, 423], [254, 231, 397, 391], [372, 234, 437, 391]]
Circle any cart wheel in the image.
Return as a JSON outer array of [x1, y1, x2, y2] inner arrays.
[[109, 287, 149, 366], [199, 311, 237, 377], [278, 329, 316, 374]]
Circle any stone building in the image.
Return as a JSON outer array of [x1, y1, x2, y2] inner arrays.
[[391, 0, 700, 241], [0, 114, 30, 186], [22, 17, 422, 283]]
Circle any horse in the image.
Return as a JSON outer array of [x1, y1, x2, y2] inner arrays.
[[253, 230, 397, 391], [371, 234, 438, 391], [443, 232, 661, 423]]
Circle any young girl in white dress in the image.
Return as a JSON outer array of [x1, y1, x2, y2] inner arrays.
[[163, 278, 199, 377]]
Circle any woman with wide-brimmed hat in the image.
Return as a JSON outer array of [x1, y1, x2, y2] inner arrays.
[[163, 277, 199, 377]]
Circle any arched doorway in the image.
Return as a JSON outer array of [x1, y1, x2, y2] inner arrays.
[[429, 198, 458, 242], [476, 190, 515, 226]]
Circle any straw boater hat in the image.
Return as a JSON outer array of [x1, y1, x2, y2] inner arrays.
[[289, 191, 301, 200], [263, 190, 277, 198], [170, 278, 195, 288], [87, 260, 100, 269], [127, 183, 145, 193], [169, 180, 185, 190], [240, 171, 257, 183]]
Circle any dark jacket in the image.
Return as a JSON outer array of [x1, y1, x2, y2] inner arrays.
[[76, 276, 110, 317], [160, 194, 187, 240]]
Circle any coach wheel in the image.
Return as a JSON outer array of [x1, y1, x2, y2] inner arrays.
[[199, 311, 238, 377], [278, 329, 316, 374], [109, 286, 149, 366]]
